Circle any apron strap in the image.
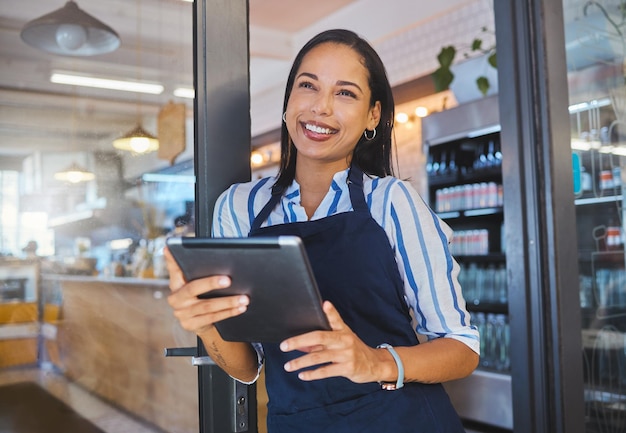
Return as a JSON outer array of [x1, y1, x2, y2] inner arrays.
[[250, 166, 370, 233], [347, 165, 369, 213], [250, 184, 282, 233]]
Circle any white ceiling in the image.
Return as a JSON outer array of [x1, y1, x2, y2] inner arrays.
[[0, 0, 472, 160]]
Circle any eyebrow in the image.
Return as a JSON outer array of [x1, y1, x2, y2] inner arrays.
[[296, 72, 364, 93]]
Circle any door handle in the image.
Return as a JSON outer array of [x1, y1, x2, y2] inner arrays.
[[164, 346, 216, 366], [164, 346, 251, 432]]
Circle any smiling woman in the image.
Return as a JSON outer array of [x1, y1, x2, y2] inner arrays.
[[165, 28, 478, 433]]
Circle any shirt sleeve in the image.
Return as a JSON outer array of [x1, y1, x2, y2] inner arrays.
[[383, 179, 480, 355], [212, 185, 245, 238]]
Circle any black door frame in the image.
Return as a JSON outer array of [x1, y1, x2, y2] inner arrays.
[[192, 1, 257, 432], [494, 1, 585, 432]]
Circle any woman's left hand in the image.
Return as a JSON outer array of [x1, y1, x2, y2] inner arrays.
[[280, 301, 384, 384]]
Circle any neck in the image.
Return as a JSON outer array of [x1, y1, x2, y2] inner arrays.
[[295, 159, 349, 218], [295, 159, 349, 189]]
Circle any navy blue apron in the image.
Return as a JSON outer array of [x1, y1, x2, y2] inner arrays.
[[248, 166, 464, 433]]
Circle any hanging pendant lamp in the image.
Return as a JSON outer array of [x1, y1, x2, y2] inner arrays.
[[113, 124, 159, 154], [54, 162, 95, 183], [112, 0, 158, 155], [20, 1, 120, 56]]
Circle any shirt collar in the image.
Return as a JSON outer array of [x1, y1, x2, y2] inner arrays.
[[283, 168, 350, 199]]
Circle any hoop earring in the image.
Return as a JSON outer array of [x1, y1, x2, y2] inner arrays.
[[363, 128, 376, 141], [282, 112, 287, 123]]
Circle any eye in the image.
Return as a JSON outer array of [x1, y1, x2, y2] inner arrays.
[[337, 89, 357, 98], [298, 80, 315, 90]]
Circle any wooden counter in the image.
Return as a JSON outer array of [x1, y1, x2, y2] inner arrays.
[[42, 275, 199, 433]]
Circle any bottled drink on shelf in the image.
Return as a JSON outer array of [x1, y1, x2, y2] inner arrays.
[[494, 314, 511, 371], [482, 264, 496, 302], [448, 149, 458, 174], [599, 170, 613, 191], [450, 229, 489, 255], [486, 141, 496, 167], [426, 153, 434, 175], [606, 225, 622, 250], [435, 182, 503, 212], [606, 219, 623, 251], [438, 151, 448, 175]]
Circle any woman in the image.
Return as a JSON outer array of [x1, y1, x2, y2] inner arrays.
[[166, 29, 479, 432]]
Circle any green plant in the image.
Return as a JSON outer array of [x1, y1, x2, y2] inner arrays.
[[432, 26, 497, 96]]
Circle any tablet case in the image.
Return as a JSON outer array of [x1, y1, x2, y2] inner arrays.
[[166, 236, 330, 342]]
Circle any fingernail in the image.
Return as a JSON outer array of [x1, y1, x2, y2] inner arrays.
[[284, 362, 291, 371], [280, 341, 288, 351], [218, 277, 230, 287], [238, 296, 249, 305]]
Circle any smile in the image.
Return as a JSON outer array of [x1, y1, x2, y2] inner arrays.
[[303, 122, 337, 135]]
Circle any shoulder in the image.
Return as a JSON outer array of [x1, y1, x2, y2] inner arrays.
[[366, 175, 440, 229], [213, 176, 275, 237], [216, 176, 275, 207], [366, 176, 425, 209]]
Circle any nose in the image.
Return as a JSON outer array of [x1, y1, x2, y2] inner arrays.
[[311, 91, 333, 116]]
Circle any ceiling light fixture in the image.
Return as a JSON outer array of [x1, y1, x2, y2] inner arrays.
[[415, 106, 429, 118], [50, 71, 164, 94], [173, 87, 195, 99], [20, 1, 120, 56], [113, 0, 158, 155], [395, 112, 409, 124], [113, 125, 159, 154], [54, 162, 95, 183]]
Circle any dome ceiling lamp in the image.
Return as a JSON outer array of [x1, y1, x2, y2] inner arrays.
[[20, 1, 120, 56], [113, 124, 159, 154], [54, 162, 95, 183], [113, 0, 158, 155], [54, 91, 96, 183]]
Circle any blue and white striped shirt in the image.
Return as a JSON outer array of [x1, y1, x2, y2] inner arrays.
[[213, 168, 480, 355]]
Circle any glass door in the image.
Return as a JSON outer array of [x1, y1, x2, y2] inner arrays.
[[563, 1, 626, 431]]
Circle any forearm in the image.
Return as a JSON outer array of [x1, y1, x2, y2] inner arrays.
[[199, 327, 260, 383], [376, 338, 479, 385]]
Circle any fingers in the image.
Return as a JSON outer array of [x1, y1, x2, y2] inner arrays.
[[322, 300, 346, 331], [168, 289, 249, 334], [164, 247, 186, 291], [172, 295, 249, 333], [164, 246, 232, 298], [279, 301, 380, 383], [279, 301, 354, 378], [163, 251, 248, 335], [279, 301, 344, 353]]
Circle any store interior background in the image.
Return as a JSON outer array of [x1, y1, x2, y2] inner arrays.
[[1, 0, 624, 432]]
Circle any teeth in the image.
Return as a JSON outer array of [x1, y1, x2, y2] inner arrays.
[[305, 123, 334, 134]]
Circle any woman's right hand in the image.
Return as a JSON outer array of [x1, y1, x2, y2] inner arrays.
[[164, 246, 250, 336]]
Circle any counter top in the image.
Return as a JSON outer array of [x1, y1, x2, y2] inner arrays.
[[41, 274, 169, 287]]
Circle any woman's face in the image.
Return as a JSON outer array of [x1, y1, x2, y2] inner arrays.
[[285, 42, 381, 170]]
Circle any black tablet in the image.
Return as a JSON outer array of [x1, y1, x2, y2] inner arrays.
[[166, 236, 330, 343]]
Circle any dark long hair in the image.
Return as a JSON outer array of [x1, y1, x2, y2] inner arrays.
[[273, 29, 395, 192]]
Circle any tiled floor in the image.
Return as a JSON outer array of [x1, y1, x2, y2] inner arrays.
[[0, 365, 163, 433], [0, 365, 491, 433]]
